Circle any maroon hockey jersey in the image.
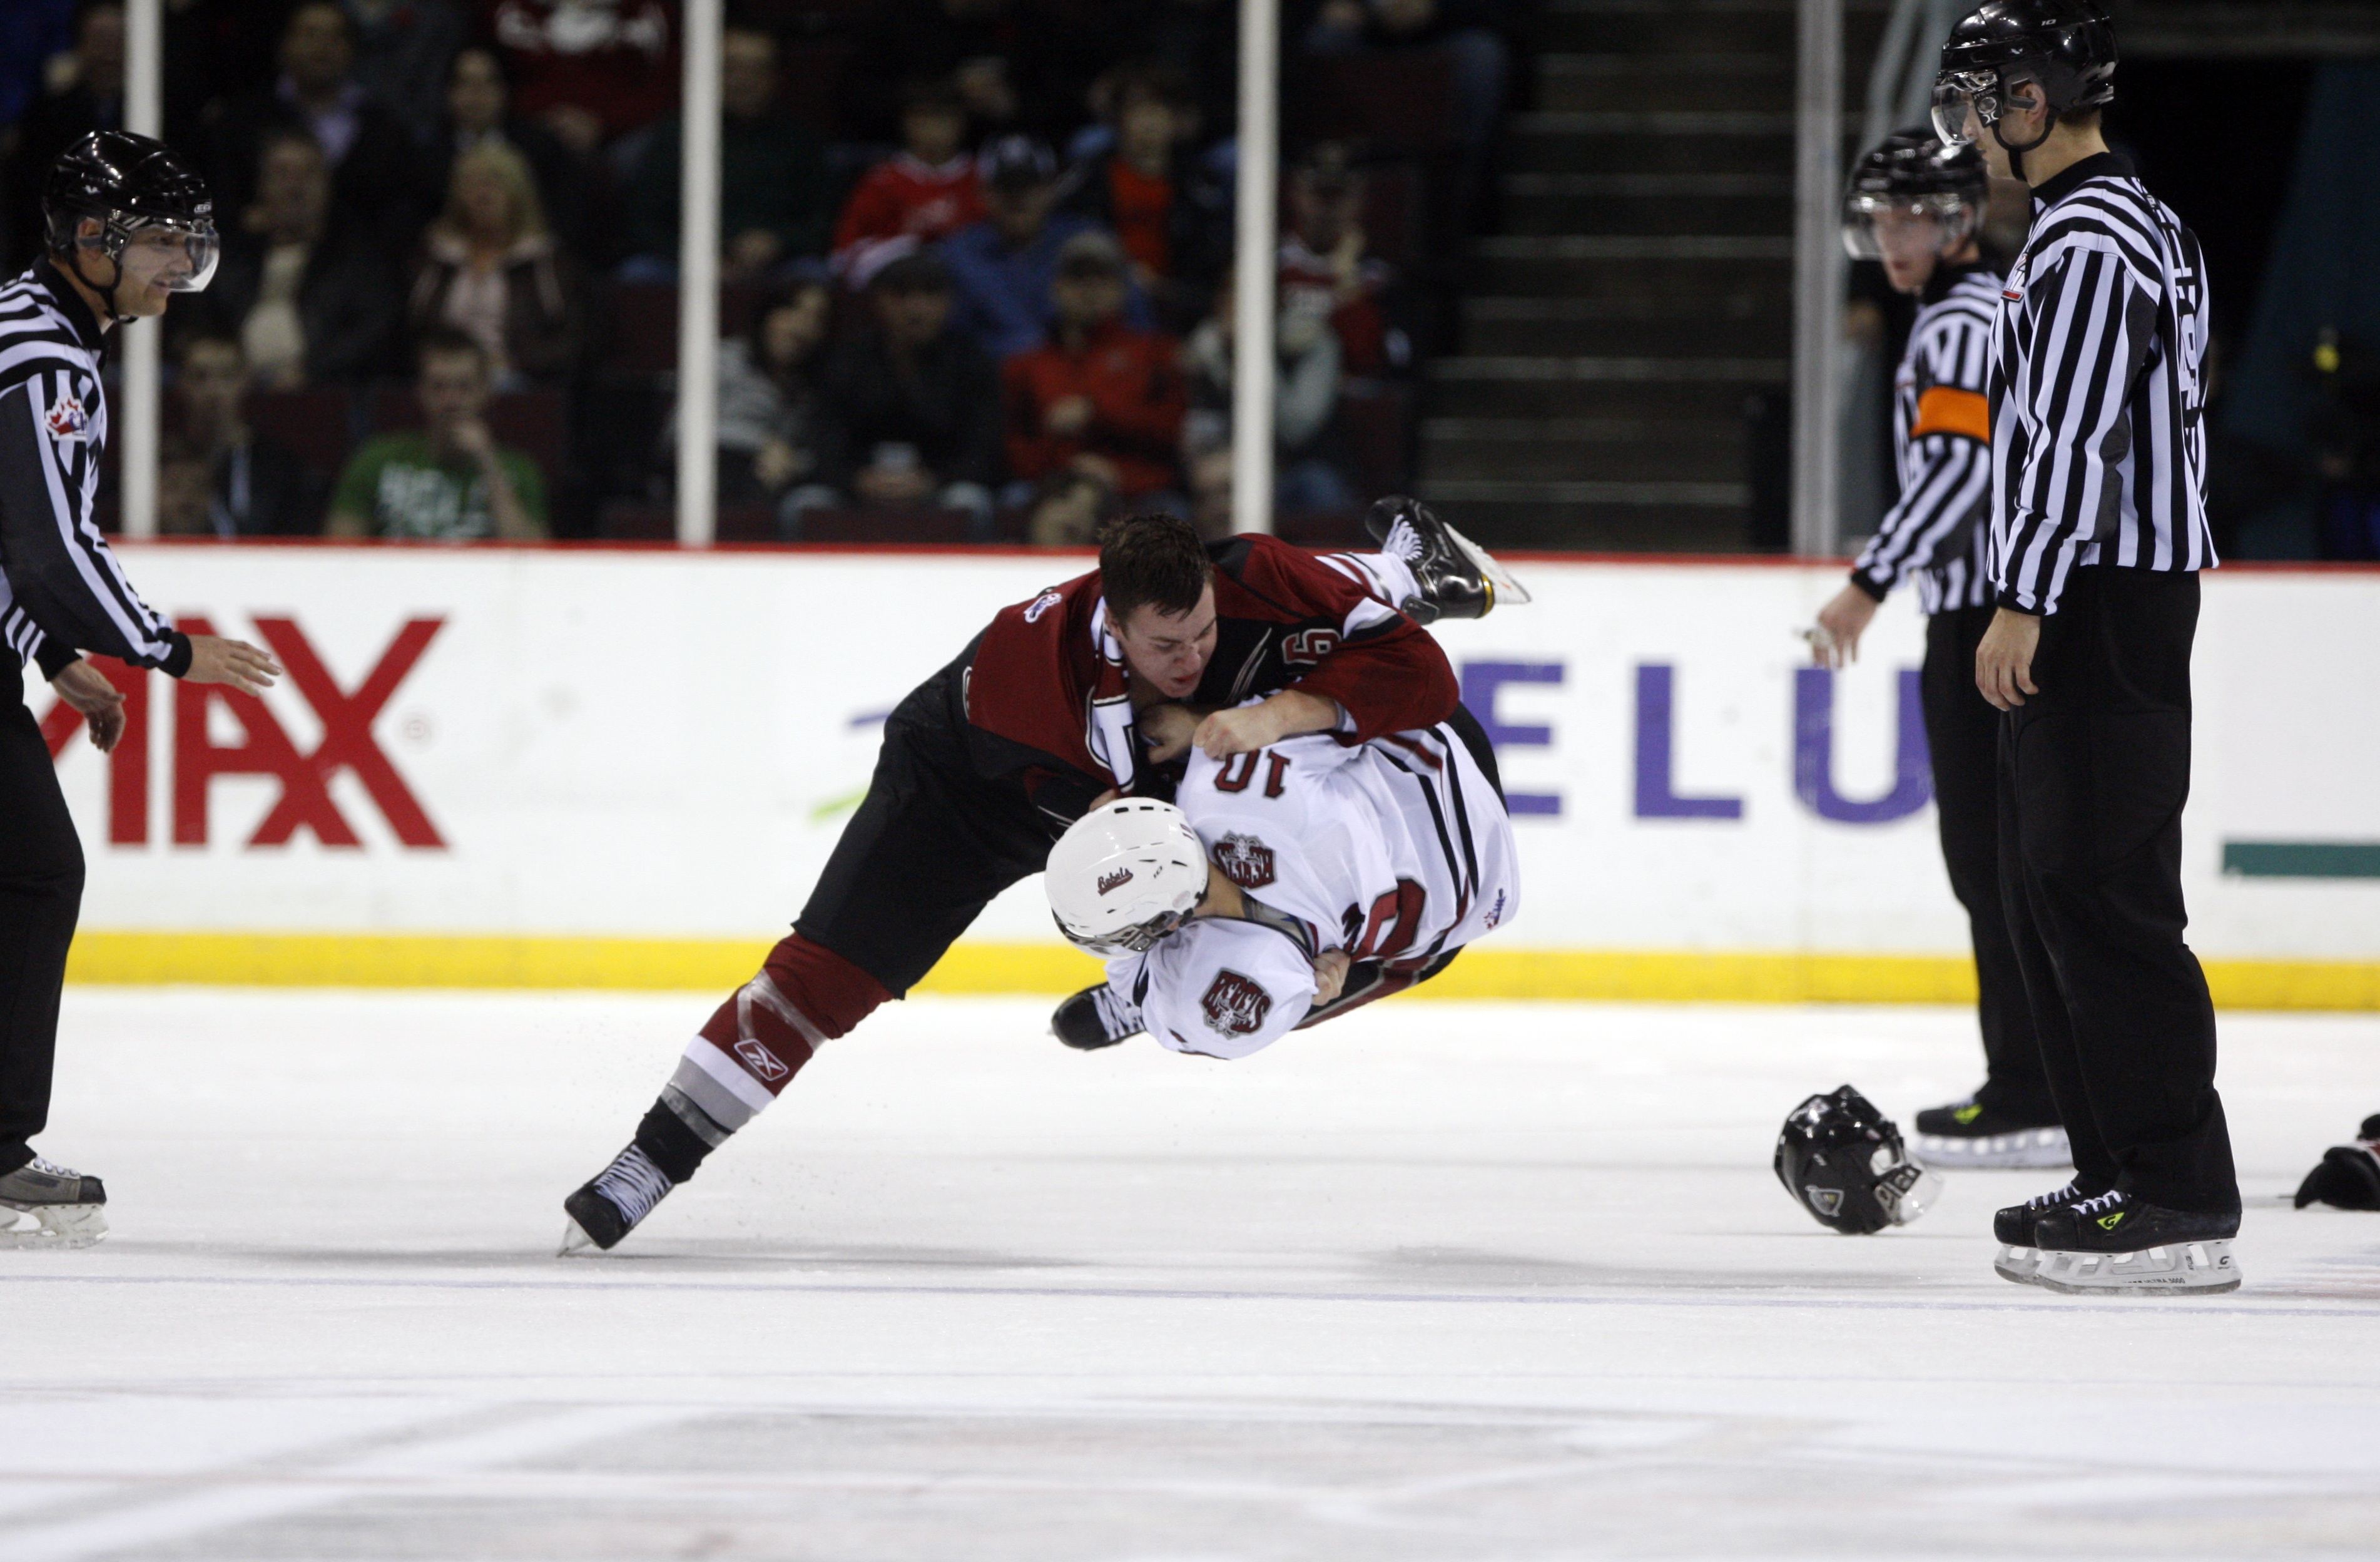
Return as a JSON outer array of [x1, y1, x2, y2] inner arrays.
[[963, 534, 1458, 807]]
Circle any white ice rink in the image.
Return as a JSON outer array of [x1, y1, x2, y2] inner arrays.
[[3, 989, 2378, 1561]]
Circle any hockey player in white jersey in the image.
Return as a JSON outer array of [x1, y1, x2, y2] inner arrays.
[[1045, 711, 1518, 1059]]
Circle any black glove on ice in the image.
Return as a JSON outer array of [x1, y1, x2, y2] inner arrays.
[[2293, 1115, 2380, 1210]]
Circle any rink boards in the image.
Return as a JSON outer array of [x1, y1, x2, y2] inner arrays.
[[26, 543, 2380, 1007]]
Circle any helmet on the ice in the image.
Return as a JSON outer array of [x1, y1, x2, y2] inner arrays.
[[1774, 1085, 1942, 1235], [1047, 799, 1209, 958]]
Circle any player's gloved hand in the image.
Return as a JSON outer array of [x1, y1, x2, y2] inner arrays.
[[2294, 1116, 2380, 1210]]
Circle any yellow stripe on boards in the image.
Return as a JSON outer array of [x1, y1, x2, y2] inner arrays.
[[56, 933, 2380, 1011]]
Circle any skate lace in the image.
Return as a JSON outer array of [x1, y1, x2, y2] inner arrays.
[[1381, 516, 1423, 564], [23, 1155, 81, 1180], [1091, 983, 1142, 1041], [591, 1145, 673, 1225], [2027, 1179, 2082, 1212], [2070, 1189, 2127, 1218]]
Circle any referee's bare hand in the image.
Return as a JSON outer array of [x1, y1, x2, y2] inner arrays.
[[49, 659, 126, 753], [1975, 608, 2042, 711], [183, 634, 283, 697], [1811, 583, 1880, 669]]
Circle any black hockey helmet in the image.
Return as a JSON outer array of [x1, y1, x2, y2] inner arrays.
[[1774, 1085, 1942, 1235], [1842, 128, 1990, 262], [1932, 1, 2115, 166], [43, 130, 219, 315]]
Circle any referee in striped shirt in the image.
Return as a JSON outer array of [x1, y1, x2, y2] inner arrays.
[[1, 132, 278, 1242], [1935, 1, 2240, 1293], [1811, 130, 2062, 1170]]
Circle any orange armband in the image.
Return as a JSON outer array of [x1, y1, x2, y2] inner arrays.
[[1911, 386, 1990, 443]]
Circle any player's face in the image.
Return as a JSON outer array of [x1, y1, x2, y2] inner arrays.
[[1115, 584, 1219, 700]]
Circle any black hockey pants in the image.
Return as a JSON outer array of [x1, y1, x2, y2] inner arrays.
[[1996, 567, 2239, 1214], [1921, 603, 2055, 1121], [0, 671, 80, 1177]]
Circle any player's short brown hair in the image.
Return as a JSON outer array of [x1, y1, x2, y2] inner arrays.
[[1099, 512, 1212, 622]]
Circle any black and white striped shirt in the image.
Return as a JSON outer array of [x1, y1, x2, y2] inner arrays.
[[1851, 263, 2001, 615], [0, 259, 190, 680], [1988, 152, 2215, 616]]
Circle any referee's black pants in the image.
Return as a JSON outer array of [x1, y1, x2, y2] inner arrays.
[[1996, 566, 2238, 1214], [0, 671, 81, 1178], [1922, 604, 2054, 1122]]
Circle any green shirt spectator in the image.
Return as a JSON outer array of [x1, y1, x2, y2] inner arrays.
[[328, 327, 549, 540], [330, 431, 547, 540]]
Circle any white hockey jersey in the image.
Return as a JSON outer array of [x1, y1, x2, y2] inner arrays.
[[1107, 718, 1519, 1059]]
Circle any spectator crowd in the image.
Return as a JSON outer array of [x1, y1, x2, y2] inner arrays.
[[0, 0, 1518, 544]]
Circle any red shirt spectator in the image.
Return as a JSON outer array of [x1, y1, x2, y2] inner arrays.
[[1060, 64, 1228, 330], [1278, 148, 1398, 378], [1003, 232, 1186, 500], [487, 0, 676, 151], [831, 78, 984, 281]]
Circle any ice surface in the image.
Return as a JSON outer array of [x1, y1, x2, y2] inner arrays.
[[3, 990, 2378, 1560]]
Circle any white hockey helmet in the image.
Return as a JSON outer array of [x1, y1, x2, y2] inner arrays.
[[1047, 799, 1209, 957]]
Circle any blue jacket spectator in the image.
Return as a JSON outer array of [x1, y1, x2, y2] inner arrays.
[[940, 135, 1151, 365]]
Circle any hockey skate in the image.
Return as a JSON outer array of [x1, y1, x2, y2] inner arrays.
[[1365, 496, 1530, 623], [1052, 983, 1143, 1050], [0, 1155, 108, 1248], [1990, 1178, 2093, 1284], [559, 1143, 675, 1255], [2011, 1190, 2240, 1295], [1915, 1095, 2071, 1169]]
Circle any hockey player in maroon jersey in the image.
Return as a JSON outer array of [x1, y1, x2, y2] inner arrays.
[[560, 501, 1528, 1250]]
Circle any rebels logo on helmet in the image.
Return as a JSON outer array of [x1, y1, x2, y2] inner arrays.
[[1097, 867, 1134, 896], [1214, 832, 1276, 890], [1200, 970, 1272, 1038]]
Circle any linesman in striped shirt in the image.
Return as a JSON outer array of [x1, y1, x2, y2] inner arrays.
[[1809, 129, 2063, 1171], [1935, 1, 2240, 1293], [0, 132, 280, 1247]]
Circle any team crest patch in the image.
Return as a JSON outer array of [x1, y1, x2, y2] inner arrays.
[[1200, 969, 1272, 1038], [1023, 589, 1064, 623], [1214, 832, 1275, 890], [733, 1038, 791, 1082], [44, 395, 88, 439]]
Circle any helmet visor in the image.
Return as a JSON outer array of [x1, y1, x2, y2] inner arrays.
[[1051, 906, 1191, 961], [118, 218, 219, 293], [1839, 192, 1979, 263], [1930, 72, 1998, 148]]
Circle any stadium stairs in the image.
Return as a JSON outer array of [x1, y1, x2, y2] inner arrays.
[[1420, 0, 1886, 552]]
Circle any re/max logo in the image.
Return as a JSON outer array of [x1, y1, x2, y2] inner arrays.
[[41, 615, 446, 850]]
